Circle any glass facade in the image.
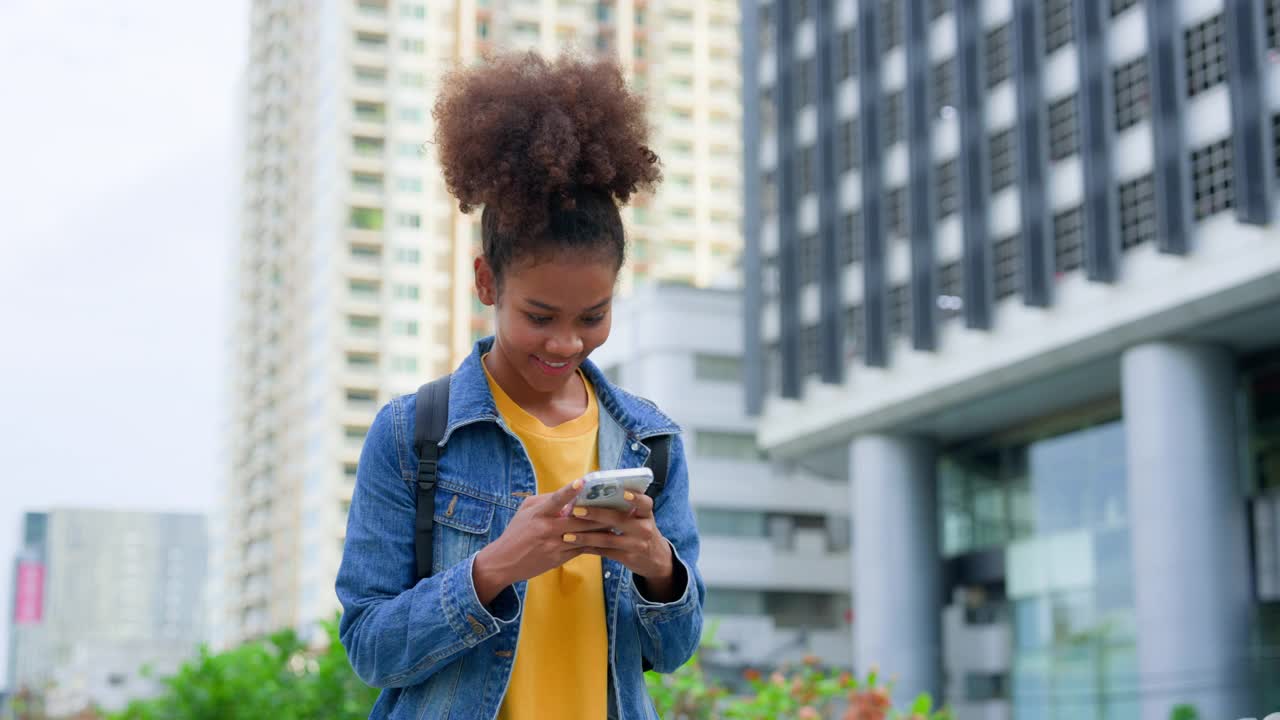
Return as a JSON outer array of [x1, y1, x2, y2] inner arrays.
[[941, 417, 1137, 719], [1245, 359, 1280, 711]]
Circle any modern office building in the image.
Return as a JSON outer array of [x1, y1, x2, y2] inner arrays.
[[591, 283, 852, 672], [226, 0, 743, 646], [742, 0, 1280, 718], [5, 510, 207, 716]]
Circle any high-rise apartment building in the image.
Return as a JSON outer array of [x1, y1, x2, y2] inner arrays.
[[590, 283, 852, 672], [5, 510, 206, 716], [225, 0, 743, 646], [742, 0, 1280, 718]]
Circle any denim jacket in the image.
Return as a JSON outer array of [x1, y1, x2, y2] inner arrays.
[[336, 338, 704, 720]]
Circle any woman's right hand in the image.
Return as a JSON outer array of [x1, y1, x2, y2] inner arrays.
[[471, 478, 608, 606]]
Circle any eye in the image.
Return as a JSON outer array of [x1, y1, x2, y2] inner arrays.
[[525, 313, 552, 326], [581, 314, 605, 326]]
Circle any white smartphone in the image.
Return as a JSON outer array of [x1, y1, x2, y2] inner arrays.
[[573, 467, 654, 511]]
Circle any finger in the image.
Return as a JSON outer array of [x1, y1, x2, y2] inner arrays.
[[627, 491, 655, 519], [543, 478, 586, 517], [556, 517, 615, 534], [563, 529, 632, 551], [566, 506, 633, 526]]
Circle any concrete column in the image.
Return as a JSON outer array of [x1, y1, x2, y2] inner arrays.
[[850, 434, 942, 707], [1121, 342, 1253, 720]]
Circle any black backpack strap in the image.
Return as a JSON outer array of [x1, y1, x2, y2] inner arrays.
[[413, 375, 451, 581], [642, 434, 672, 499]]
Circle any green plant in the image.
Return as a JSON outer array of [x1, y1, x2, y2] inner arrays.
[[1169, 704, 1200, 720], [110, 615, 377, 720]]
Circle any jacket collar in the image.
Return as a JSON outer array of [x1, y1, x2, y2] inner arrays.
[[441, 337, 680, 444]]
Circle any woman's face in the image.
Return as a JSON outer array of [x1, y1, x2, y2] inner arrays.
[[476, 251, 616, 398]]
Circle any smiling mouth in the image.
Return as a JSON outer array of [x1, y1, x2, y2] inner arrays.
[[532, 355, 576, 374]]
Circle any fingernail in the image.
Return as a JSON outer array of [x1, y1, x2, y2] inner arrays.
[[572, 479, 584, 489], [572, 507, 588, 517], [624, 491, 635, 501], [563, 533, 577, 543]]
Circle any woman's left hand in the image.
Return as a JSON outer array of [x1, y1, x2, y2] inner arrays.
[[562, 491, 675, 586]]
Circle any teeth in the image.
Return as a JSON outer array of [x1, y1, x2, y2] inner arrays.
[[540, 358, 568, 368]]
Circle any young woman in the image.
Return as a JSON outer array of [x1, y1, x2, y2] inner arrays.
[[336, 53, 704, 720]]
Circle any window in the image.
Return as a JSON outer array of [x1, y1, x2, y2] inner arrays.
[[350, 244, 381, 261], [887, 185, 908, 238], [398, 108, 424, 124], [354, 66, 386, 86], [939, 261, 964, 320], [882, 0, 903, 51], [1045, 0, 1074, 54], [400, 38, 424, 53], [840, 28, 857, 80], [1269, 0, 1279, 50], [347, 352, 378, 370], [705, 588, 765, 615], [990, 128, 1016, 194], [391, 356, 418, 373], [349, 279, 379, 299], [798, 145, 816, 196], [1119, 173, 1156, 250], [759, 5, 774, 52], [1048, 94, 1079, 161], [762, 171, 777, 215], [694, 354, 742, 382], [840, 211, 864, 265], [346, 388, 377, 404], [395, 247, 420, 264], [1185, 15, 1226, 98], [933, 59, 956, 116], [931, 0, 951, 20], [355, 31, 387, 50], [800, 324, 821, 378], [695, 431, 764, 461], [400, 3, 425, 19], [392, 283, 419, 300], [937, 158, 959, 219], [353, 101, 385, 123], [760, 86, 775, 135], [352, 171, 383, 192], [885, 90, 905, 146], [396, 177, 423, 193], [400, 72, 425, 88], [1274, 113, 1280, 180], [986, 24, 1012, 89], [1053, 206, 1084, 274], [889, 284, 910, 337], [353, 136, 384, 156], [1111, 0, 1140, 16], [794, 0, 810, 23], [994, 234, 1021, 300], [767, 591, 842, 629], [396, 213, 420, 229], [349, 207, 383, 230], [1190, 138, 1234, 220], [798, 233, 820, 285], [348, 315, 379, 334], [1113, 57, 1149, 131], [796, 58, 816, 109], [841, 117, 861, 172], [477, 19, 490, 38], [844, 304, 866, 359], [393, 319, 419, 336]]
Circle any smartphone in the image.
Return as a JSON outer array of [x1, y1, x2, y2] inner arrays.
[[573, 467, 654, 511]]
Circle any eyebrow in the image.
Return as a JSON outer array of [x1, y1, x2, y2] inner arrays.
[[526, 297, 612, 313]]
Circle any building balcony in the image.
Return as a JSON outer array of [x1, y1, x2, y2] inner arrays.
[[704, 614, 851, 669], [698, 536, 850, 592]]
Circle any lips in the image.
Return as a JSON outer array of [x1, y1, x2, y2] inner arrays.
[[531, 354, 576, 376]]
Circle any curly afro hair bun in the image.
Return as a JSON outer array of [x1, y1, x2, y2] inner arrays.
[[433, 52, 661, 277]]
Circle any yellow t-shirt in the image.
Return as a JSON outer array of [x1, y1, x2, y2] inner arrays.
[[485, 364, 607, 720]]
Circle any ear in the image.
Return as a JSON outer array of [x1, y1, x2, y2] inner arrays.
[[474, 256, 498, 306]]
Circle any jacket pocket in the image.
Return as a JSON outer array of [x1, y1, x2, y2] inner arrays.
[[434, 491, 496, 534]]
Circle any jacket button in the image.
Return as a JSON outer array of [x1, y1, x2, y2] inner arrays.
[[630, 442, 640, 451], [604, 571, 611, 579]]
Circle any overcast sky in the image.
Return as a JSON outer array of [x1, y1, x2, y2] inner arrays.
[[0, 0, 248, 685]]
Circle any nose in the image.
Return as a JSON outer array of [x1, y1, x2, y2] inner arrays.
[[545, 333, 583, 359]]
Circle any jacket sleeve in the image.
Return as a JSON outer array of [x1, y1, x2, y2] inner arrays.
[[335, 399, 521, 689], [630, 433, 705, 673]]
